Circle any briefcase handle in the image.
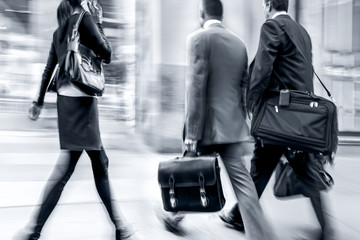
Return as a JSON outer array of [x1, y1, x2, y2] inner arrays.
[[183, 150, 198, 157]]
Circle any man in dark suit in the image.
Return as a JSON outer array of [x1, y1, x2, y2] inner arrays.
[[219, 1, 337, 239], [161, 1, 275, 239]]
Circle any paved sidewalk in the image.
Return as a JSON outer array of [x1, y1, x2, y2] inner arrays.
[[0, 131, 360, 240]]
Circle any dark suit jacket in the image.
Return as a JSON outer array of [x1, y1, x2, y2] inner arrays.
[[184, 23, 249, 146], [247, 15, 314, 112]]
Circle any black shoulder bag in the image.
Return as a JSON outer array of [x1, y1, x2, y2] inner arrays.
[[64, 10, 105, 96], [250, 19, 338, 160]]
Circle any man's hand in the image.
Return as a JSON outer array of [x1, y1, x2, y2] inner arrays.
[[248, 112, 253, 120], [184, 138, 198, 152]]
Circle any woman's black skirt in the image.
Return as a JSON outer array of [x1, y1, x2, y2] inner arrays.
[[57, 95, 102, 151]]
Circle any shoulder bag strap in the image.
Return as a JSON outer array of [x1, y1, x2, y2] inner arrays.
[[270, 18, 334, 101], [69, 10, 86, 41], [74, 10, 86, 32]]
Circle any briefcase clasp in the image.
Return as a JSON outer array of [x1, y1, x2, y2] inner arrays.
[[310, 102, 318, 108], [199, 175, 209, 207], [169, 177, 177, 208]]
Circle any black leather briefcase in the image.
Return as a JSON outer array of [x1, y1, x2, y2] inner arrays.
[[158, 152, 225, 212], [251, 90, 338, 157]]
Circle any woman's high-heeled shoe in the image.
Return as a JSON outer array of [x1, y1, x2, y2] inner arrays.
[[27, 232, 40, 240]]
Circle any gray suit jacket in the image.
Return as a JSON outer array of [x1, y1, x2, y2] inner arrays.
[[184, 23, 249, 146]]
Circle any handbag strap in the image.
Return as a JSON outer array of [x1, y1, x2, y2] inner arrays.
[[270, 18, 334, 101], [74, 10, 86, 32], [69, 10, 86, 41]]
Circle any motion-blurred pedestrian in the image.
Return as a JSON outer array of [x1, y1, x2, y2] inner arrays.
[[219, 1, 337, 239], [160, 1, 275, 239], [24, 0, 134, 239]]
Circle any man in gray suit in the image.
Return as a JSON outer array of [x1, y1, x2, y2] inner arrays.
[[162, 1, 275, 239]]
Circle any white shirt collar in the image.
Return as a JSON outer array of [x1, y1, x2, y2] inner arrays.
[[203, 19, 222, 29], [272, 11, 288, 19]]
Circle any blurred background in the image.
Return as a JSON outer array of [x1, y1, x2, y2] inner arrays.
[[1, 0, 360, 152], [0, 0, 135, 130], [1, 0, 360, 240]]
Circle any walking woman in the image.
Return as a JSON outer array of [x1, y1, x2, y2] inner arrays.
[[25, 0, 134, 239]]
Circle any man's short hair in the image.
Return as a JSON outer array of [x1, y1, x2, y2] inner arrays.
[[202, 0, 223, 19], [265, 0, 289, 12]]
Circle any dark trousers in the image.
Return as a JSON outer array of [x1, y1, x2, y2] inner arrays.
[[30, 147, 125, 238], [229, 141, 330, 231]]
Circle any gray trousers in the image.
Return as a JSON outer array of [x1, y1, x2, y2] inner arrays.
[[172, 142, 274, 240]]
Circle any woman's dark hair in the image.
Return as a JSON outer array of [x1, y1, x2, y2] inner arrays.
[[67, 0, 82, 8], [57, 0, 73, 28]]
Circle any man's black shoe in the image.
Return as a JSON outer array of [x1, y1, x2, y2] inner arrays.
[[162, 214, 186, 236], [219, 211, 245, 232], [155, 208, 186, 236]]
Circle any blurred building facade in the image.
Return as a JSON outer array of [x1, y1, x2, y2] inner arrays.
[[1, 0, 360, 152], [0, 0, 136, 125], [135, 0, 360, 152]]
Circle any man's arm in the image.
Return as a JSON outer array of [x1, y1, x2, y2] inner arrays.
[[240, 60, 249, 117], [247, 21, 281, 113], [184, 32, 209, 142]]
